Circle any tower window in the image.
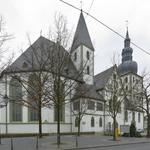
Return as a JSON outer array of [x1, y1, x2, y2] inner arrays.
[[74, 52, 77, 61], [125, 77, 128, 83], [87, 66, 90, 75], [86, 51, 90, 60], [91, 116, 95, 127]]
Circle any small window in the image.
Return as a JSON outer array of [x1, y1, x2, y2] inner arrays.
[[87, 51, 90, 60], [74, 52, 77, 61], [88, 101, 95, 110], [91, 117, 94, 127], [97, 102, 103, 111], [87, 66, 90, 75], [138, 112, 141, 123], [99, 117, 102, 127]]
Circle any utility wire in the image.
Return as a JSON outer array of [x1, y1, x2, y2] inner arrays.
[[59, 0, 150, 56]]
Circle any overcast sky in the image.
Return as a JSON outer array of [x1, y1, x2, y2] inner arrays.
[[0, 0, 150, 75]]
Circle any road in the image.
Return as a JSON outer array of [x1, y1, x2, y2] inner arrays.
[[88, 142, 150, 150]]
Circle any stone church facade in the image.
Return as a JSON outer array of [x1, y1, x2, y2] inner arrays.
[[0, 11, 144, 134]]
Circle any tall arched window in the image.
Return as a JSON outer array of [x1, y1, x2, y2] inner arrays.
[[86, 51, 90, 60], [99, 117, 102, 127], [75, 117, 79, 127], [87, 66, 90, 75], [9, 77, 22, 122], [91, 116, 94, 127], [138, 112, 141, 123], [28, 74, 38, 121], [125, 110, 128, 122], [54, 80, 65, 122]]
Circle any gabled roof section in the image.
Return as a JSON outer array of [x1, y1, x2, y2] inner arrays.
[[70, 11, 94, 52], [72, 83, 104, 101], [4, 36, 83, 82], [94, 66, 115, 90]]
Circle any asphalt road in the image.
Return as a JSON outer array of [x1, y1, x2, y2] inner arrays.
[[88, 143, 150, 150]]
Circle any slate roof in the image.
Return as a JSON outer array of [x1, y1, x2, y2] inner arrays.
[[72, 83, 104, 101], [4, 36, 82, 82], [70, 11, 94, 52], [94, 66, 114, 90]]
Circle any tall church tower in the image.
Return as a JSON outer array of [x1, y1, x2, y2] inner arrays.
[[70, 11, 94, 85], [118, 29, 143, 110]]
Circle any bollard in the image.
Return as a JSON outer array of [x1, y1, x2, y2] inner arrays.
[[75, 135, 78, 147], [11, 137, 13, 150]]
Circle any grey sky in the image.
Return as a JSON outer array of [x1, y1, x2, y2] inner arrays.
[[0, 0, 150, 75]]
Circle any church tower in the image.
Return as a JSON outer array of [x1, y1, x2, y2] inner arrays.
[[118, 29, 143, 110], [70, 11, 94, 85]]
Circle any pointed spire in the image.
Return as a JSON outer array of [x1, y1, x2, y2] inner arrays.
[[124, 28, 130, 47], [126, 28, 129, 39], [71, 11, 94, 52]]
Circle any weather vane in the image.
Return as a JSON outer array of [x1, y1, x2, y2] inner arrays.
[[125, 20, 129, 30]]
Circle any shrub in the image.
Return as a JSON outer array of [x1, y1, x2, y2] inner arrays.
[[130, 121, 136, 137]]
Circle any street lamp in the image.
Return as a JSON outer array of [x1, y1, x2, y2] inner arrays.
[[3, 94, 9, 134]]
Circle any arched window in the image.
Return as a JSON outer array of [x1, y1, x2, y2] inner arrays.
[[54, 80, 65, 122], [91, 116, 94, 127], [86, 51, 90, 60], [99, 117, 103, 127], [75, 117, 79, 127], [132, 111, 135, 121], [9, 77, 22, 122], [28, 74, 38, 121], [87, 66, 90, 75], [138, 112, 141, 123], [125, 110, 128, 122]]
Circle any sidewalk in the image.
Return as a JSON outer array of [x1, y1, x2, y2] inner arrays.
[[0, 135, 150, 150]]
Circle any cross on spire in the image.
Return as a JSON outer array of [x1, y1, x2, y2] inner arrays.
[[80, 1, 83, 11]]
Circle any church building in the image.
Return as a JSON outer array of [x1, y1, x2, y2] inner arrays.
[[0, 11, 144, 134]]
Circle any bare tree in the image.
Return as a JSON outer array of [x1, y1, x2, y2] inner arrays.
[[0, 15, 12, 71], [5, 13, 84, 147], [104, 65, 127, 140]]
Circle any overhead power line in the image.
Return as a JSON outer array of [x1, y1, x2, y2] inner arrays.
[[59, 0, 150, 56]]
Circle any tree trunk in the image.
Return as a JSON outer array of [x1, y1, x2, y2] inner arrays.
[[77, 119, 81, 136], [113, 117, 117, 141], [147, 114, 150, 138], [57, 103, 60, 146], [38, 103, 42, 138]]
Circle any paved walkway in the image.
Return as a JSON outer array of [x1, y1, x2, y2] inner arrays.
[[0, 135, 150, 150]]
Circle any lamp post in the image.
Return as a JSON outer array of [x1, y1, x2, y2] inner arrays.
[[3, 94, 9, 134]]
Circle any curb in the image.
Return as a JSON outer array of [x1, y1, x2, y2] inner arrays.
[[63, 141, 150, 150]]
